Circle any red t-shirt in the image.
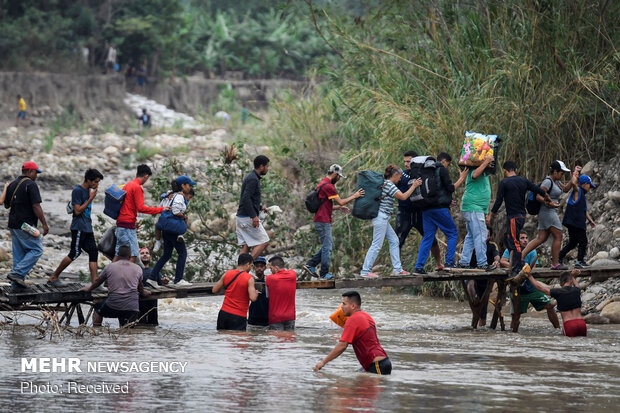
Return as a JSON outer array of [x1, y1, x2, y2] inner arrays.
[[313, 177, 338, 223], [117, 178, 164, 227], [265, 269, 297, 324], [340, 311, 387, 370], [220, 270, 253, 318]]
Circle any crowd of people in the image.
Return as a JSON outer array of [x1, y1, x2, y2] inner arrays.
[[2, 150, 596, 374]]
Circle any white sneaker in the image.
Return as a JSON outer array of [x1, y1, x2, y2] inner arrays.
[[153, 240, 162, 252], [174, 279, 192, 287], [146, 279, 161, 289]]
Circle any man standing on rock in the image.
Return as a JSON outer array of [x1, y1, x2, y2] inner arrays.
[[115, 164, 169, 263], [3, 162, 49, 290], [236, 155, 270, 260], [48, 168, 103, 287], [304, 164, 364, 280]]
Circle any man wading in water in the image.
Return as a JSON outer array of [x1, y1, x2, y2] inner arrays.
[[314, 291, 391, 374]]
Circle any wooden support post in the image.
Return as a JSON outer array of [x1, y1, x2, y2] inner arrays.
[[58, 302, 69, 324], [64, 303, 77, 325], [461, 280, 479, 329], [510, 284, 520, 333], [490, 280, 506, 331], [84, 303, 94, 325], [76, 304, 85, 325]]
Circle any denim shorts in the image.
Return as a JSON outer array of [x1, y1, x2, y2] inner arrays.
[[115, 227, 140, 256]]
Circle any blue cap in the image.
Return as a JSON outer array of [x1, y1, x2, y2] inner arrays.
[[254, 256, 267, 264], [176, 175, 197, 186], [579, 175, 596, 188]]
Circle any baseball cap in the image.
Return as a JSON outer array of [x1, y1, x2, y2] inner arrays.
[[579, 175, 596, 188], [550, 160, 570, 172], [22, 161, 42, 173], [328, 164, 346, 178], [254, 256, 267, 264], [175, 175, 197, 186]]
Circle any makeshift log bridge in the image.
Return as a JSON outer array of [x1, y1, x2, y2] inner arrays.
[[1, 265, 619, 328]]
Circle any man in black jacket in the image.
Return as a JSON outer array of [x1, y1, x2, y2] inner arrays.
[[486, 161, 550, 276], [414, 153, 459, 274], [236, 155, 270, 259]]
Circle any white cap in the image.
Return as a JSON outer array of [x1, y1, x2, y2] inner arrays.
[[551, 160, 570, 172], [328, 164, 346, 178]]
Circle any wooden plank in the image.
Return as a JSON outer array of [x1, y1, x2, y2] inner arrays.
[[335, 276, 423, 289]]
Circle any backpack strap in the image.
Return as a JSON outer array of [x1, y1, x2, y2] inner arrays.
[[224, 271, 245, 290], [9, 177, 30, 208], [316, 182, 330, 206]]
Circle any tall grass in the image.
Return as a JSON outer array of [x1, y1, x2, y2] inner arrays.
[[312, 0, 619, 181]]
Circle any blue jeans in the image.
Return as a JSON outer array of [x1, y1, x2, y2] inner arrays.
[[151, 231, 187, 283], [415, 208, 457, 269], [361, 211, 402, 275], [115, 227, 139, 257], [459, 211, 488, 267], [10, 228, 43, 285], [306, 222, 333, 276]]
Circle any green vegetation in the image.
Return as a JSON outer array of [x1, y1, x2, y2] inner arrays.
[[305, 0, 619, 180], [0, 1, 335, 78]]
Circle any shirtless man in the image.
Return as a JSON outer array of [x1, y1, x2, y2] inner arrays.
[[525, 268, 586, 337]]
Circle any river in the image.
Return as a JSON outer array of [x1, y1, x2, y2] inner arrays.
[[1, 288, 618, 412]]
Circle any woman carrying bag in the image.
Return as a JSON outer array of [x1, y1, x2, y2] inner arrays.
[[151, 175, 196, 286]]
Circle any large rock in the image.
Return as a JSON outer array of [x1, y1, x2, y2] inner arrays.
[[609, 191, 620, 204], [591, 259, 620, 267], [0, 246, 10, 262], [580, 160, 596, 177], [583, 313, 610, 325], [614, 227, 620, 240], [588, 251, 609, 264], [610, 247, 620, 259], [600, 302, 620, 323]]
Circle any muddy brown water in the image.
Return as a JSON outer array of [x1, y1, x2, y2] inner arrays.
[[1, 289, 619, 412]]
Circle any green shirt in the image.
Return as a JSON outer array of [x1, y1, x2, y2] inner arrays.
[[461, 170, 491, 213]]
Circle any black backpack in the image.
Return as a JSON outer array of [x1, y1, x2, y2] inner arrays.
[[526, 177, 551, 215], [305, 182, 329, 213], [409, 156, 440, 208]]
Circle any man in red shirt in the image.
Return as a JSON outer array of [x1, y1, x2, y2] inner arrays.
[[314, 291, 391, 375], [304, 164, 364, 280], [265, 256, 297, 331], [212, 253, 259, 331], [115, 164, 169, 262]]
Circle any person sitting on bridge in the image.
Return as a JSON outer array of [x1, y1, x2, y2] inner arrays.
[[248, 256, 269, 330], [138, 246, 162, 326], [213, 253, 259, 331], [500, 232, 559, 332], [266, 256, 297, 331], [81, 245, 150, 327], [314, 291, 391, 375], [525, 268, 586, 337]]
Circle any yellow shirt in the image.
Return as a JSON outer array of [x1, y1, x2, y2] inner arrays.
[[18, 98, 26, 111]]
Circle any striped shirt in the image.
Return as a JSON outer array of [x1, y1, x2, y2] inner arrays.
[[378, 180, 399, 216]]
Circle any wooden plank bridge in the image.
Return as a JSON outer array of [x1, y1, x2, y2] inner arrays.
[[2, 265, 619, 330]]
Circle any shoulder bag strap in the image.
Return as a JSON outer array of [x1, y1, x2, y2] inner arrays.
[[9, 177, 30, 208], [224, 271, 244, 290]]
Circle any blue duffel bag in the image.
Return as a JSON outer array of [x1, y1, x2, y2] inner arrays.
[[156, 210, 187, 235]]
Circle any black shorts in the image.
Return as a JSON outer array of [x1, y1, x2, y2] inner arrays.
[[68, 230, 98, 262], [366, 357, 392, 375], [217, 310, 247, 331], [95, 302, 139, 327]]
